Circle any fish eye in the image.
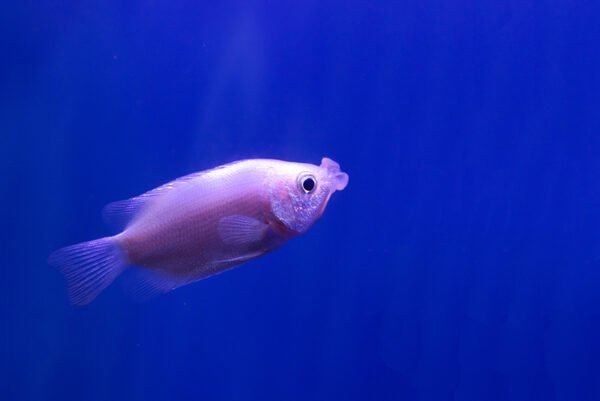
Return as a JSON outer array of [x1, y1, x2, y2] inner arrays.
[[299, 175, 316, 193]]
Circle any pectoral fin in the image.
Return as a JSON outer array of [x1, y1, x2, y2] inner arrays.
[[218, 215, 268, 246]]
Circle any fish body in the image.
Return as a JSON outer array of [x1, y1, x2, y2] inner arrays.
[[49, 157, 348, 305]]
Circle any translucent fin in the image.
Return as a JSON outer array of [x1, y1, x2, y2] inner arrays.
[[218, 215, 268, 246], [48, 237, 127, 305], [102, 165, 242, 230], [102, 198, 149, 230], [214, 250, 264, 265], [124, 254, 263, 302], [121, 268, 187, 302]]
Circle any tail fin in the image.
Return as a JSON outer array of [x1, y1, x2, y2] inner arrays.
[[48, 236, 127, 305]]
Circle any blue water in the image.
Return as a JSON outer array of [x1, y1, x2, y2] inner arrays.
[[2, 1, 600, 400]]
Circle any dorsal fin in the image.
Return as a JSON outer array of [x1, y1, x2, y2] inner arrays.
[[102, 171, 205, 230], [102, 161, 242, 230]]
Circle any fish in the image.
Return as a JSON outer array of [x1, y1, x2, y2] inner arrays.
[[48, 157, 349, 305]]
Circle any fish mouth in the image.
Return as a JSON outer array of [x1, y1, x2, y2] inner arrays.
[[320, 157, 349, 191]]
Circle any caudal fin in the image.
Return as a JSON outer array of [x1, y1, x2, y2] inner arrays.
[[48, 237, 127, 305]]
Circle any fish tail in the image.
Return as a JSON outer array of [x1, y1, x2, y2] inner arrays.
[[48, 236, 127, 305]]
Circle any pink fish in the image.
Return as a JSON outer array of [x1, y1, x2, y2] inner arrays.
[[49, 157, 349, 305]]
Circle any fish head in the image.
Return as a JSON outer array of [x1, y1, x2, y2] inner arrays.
[[269, 157, 349, 234]]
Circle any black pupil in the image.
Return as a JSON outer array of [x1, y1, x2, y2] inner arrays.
[[303, 177, 315, 192]]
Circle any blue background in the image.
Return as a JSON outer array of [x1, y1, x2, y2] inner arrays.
[[2, 1, 600, 400]]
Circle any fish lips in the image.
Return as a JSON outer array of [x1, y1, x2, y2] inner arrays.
[[321, 157, 349, 191]]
